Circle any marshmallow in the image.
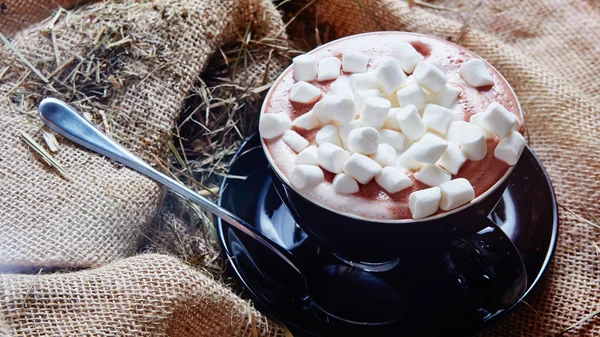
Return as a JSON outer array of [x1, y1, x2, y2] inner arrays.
[[430, 60, 443, 71], [316, 124, 342, 147], [360, 97, 391, 129], [293, 109, 321, 130], [392, 41, 424, 73], [347, 127, 380, 155], [459, 125, 487, 161], [409, 186, 441, 219], [396, 84, 426, 111], [397, 144, 425, 171], [433, 85, 461, 108], [317, 57, 342, 81], [328, 79, 354, 98], [343, 153, 382, 184], [414, 164, 452, 187], [378, 129, 405, 151], [422, 104, 453, 136], [446, 121, 470, 145], [350, 72, 379, 91], [289, 81, 321, 104], [259, 113, 292, 139], [375, 58, 407, 95], [395, 105, 427, 141], [295, 145, 319, 165], [494, 131, 526, 165], [436, 142, 467, 175], [384, 92, 400, 107], [469, 113, 495, 139], [342, 49, 369, 73], [318, 143, 350, 174], [383, 108, 402, 130], [459, 59, 494, 87], [314, 95, 355, 124], [282, 130, 309, 153], [354, 89, 381, 114], [370, 143, 397, 167], [375, 166, 412, 194], [290, 165, 324, 189], [332, 173, 360, 194], [338, 120, 361, 148], [292, 54, 317, 81], [399, 75, 417, 89], [411, 133, 448, 164], [439, 178, 475, 211], [413, 61, 447, 93], [479, 102, 519, 138]]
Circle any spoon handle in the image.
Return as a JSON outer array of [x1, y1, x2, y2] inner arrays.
[[38, 98, 301, 275]]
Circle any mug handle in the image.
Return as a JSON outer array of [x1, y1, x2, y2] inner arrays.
[[440, 215, 527, 323]]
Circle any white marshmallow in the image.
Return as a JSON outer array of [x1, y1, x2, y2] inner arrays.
[[422, 104, 453, 136], [459, 125, 487, 161], [469, 113, 495, 139], [350, 72, 379, 91], [378, 129, 405, 151], [317, 143, 350, 174], [430, 60, 443, 71], [399, 75, 417, 89], [295, 145, 319, 165], [446, 121, 470, 144], [459, 59, 494, 87], [413, 61, 447, 93], [293, 109, 321, 130], [375, 166, 412, 194], [289, 81, 321, 104], [282, 130, 309, 153], [395, 105, 427, 141], [360, 97, 391, 129], [414, 164, 452, 187], [259, 113, 292, 139], [396, 84, 426, 111], [439, 178, 475, 211], [342, 49, 369, 73], [354, 89, 381, 114], [479, 102, 519, 138], [290, 165, 324, 190], [314, 95, 355, 123], [409, 186, 441, 219], [332, 173, 360, 194], [347, 127, 380, 155], [392, 41, 424, 73], [383, 108, 402, 130], [337, 120, 361, 148], [343, 153, 382, 184], [316, 124, 342, 147], [396, 145, 425, 171], [317, 57, 342, 81], [370, 143, 397, 167], [384, 92, 400, 107], [292, 54, 317, 81], [433, 85, 461, 108], [328, 79, 354, 98], [411, 133, 448, 164], [375, 58, 407, 95], [494, 131, 526, 165], [436, 142, 467, 175]]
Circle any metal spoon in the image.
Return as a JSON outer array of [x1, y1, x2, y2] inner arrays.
[[38, 97, 404, 326]]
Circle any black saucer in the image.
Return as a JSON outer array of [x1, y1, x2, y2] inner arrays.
[[217, 133, 558, 336]]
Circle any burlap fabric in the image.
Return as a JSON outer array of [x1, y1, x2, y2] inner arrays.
[[1, 0, 600, 336]]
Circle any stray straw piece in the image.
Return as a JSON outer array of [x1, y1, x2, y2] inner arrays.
[[0, 32, 50, 83], [20, 131, 71, 181]]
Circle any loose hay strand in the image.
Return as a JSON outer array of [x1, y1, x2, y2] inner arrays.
[[20, 131, 71, 181], [0, 32, 50, 83]]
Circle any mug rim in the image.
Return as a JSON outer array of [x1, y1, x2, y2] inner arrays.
[[258, 31, 523, 224]]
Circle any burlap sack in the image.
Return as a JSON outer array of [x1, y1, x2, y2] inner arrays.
[[2, 0, 600, 336]]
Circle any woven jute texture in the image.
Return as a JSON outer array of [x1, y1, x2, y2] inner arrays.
[[1, 0, 600, 336]]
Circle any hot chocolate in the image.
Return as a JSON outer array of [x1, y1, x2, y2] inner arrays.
[[260, 32, 524, 220]]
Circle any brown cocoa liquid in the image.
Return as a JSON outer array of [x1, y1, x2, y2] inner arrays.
[[263, 32, 522, 220]]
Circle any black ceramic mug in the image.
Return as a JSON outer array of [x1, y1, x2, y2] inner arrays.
[[259, 32, 527, 308]]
